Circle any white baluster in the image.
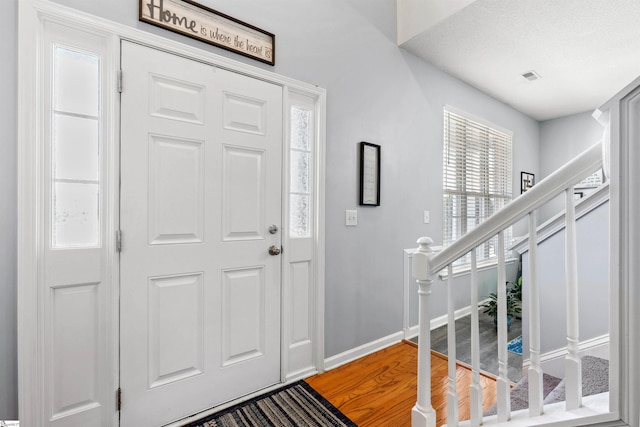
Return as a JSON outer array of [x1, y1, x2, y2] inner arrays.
[[447, 263, 459, 427], [496, 231, 511, 422], [469, 248, 483, 426], [528, 211, 544, 416], [412, 237, 436, 427], [565, 188, 582, 410]]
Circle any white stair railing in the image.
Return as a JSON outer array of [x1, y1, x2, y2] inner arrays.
[[412, 237, 436, 427], [412, 142, 604, 427], [469, 248, 482, 426], [527, 210, 543, 417], [447, 263, 459, 427], [496, 230, 510, 422], [564, 187, 583, 411]]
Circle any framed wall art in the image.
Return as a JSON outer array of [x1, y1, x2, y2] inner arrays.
[[521, 171, 535, 193], [359, 142, 380, 206]]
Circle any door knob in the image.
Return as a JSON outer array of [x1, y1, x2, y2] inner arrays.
[[268, 245, 281, 256]]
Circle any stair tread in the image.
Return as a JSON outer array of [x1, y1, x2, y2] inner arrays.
[[483, 355, 609, 416], [484, 373, 562, 416], [543, 355, 610, 404]]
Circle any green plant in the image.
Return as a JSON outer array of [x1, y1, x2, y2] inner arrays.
[[480, 279, 522, 325], [508, 276, 522, 302]]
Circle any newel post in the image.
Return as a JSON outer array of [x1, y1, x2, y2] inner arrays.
[[412, 237, 436, 427]]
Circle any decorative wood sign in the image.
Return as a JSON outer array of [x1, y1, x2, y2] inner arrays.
[[139, 0, 275, 65]]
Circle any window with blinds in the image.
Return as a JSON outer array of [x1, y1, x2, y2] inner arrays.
[[443, 108, 513, 265]]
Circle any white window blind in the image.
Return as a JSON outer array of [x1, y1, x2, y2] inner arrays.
[[443, 108, 513, 265]]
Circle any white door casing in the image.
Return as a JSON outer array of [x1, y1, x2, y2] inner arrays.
[[18, 3, 326, 426], [120, 41, 282, 426]]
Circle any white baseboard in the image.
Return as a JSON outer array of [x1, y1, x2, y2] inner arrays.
[[523, 334, 609, 378], [327, 301, 491, 373], [404, 325, 419, 339], [324, 331, 404, 371]]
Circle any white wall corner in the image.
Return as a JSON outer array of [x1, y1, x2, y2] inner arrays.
[[397, 0, 477, 45]]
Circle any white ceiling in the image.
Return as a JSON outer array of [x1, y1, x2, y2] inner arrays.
[[399, 0, 640, 121]]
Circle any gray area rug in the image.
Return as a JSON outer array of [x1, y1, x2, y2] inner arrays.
[[411, 308, 523, 382], [184, 381, 356, 427]]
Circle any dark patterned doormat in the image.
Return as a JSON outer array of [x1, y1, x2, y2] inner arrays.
[[184, 380, 356, 427]]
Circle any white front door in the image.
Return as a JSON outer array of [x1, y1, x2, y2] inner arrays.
[[120, 41, 283, 427]]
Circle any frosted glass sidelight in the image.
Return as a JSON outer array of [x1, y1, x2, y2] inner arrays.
[[54, 113, 99, 181], [290, 107, 311, 151], [53, 182, 100, 247], [290, 151, 310, 194], [51, 46, 101, 249], [290, 195, 310, 238], [289, 103, 313, 238], [54, 47, 99, 117]]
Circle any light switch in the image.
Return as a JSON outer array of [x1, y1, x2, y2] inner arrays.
[[423, 210, 430, 224], [346, 209, 358, 226]]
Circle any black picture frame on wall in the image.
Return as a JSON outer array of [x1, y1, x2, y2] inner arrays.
[[521, 171, 535, 194], [359, 142, 380, 206]]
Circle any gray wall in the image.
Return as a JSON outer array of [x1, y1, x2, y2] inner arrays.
[[1, 1, 540, 417], [0, 0, 18, 420], [538, 111, 605, 222]]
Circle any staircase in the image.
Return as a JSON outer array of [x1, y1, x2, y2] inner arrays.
[[411, 75, 640, 427], [412, 142, 607, 426]]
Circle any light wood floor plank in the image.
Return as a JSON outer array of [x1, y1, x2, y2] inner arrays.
[[306, 341, 497, 427]]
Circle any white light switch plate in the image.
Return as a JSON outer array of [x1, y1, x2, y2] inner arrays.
[[423, 210, 430, 224], [345, 209, 358, 226]]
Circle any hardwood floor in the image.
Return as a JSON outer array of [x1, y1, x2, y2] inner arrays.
[[305, 341, 497, 427]]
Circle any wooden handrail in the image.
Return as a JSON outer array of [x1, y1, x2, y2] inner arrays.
[[429, 142, 603, 274]]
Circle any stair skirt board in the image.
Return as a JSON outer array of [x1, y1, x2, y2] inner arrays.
[[523, 334, 609, 379]]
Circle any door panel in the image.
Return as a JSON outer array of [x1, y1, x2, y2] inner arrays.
[[221, 267, 265, 366], [147, 273, 204, 388], [222, 145, 266, 240], [149, 74, 206, 124], [223, 92, 267, 134], [51, 283, 99, 416], [148, 135, 205, 244], [120, 41, 283, 427]]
